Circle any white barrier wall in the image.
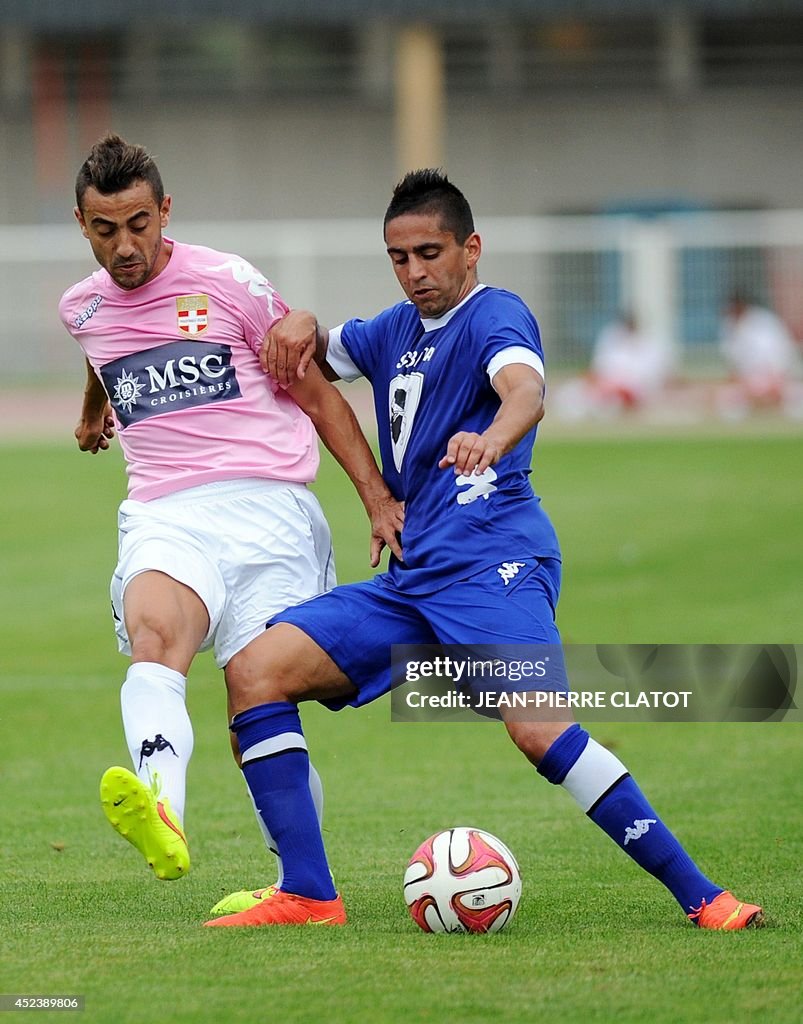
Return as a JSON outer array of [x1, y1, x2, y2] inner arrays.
[[1, 210, 802, 383]]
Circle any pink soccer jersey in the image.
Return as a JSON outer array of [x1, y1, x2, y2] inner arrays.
[[59, 239, 319, 501]]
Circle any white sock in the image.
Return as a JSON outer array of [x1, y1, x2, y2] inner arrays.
[[120, 662, 193, 824], [246, 761, 324, 888]]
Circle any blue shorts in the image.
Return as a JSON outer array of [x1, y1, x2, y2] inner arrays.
[[272, 557, 564, 711]]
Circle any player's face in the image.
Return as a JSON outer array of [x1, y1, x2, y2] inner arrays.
[[385, 212, 481, 318], [75, 180, 172, 290]]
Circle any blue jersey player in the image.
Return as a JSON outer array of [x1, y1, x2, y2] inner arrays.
[[207, 170, 763, 931]]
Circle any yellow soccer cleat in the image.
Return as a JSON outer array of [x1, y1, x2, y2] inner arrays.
[[100, 766, 190, 881], [204, 888, 346, 927], [688, 890, 764, 930], [209, 885, 277, 917]]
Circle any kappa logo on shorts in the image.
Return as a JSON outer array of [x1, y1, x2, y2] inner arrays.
[[497, 561, 526, 585]]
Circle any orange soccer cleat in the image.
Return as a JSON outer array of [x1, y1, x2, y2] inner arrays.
[[204, 888, 347, 928], [688, 890, 764, 930]]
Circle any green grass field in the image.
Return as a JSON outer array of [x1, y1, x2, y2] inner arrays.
[[1, 434, 801, 1023]]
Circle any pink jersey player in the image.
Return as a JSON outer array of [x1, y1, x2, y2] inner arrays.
[[63, 134, 402, 896], [59, 238, 318, 501]]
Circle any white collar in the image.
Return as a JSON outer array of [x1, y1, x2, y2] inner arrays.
[[418, 283, 487, 333]]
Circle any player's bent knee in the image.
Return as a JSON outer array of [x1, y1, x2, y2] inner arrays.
[[224, 624, 313, 709], [123, 571, 209, 669], [505, 718, 574, 767], [224, 651, 289, 711], [224, 622, 354, 715], [128, 621, 187, 666]]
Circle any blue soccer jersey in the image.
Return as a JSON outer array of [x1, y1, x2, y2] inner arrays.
[[331, 285, 561, 594]]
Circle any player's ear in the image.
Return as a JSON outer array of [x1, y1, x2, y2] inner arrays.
[[74, 206, 89, 239], [465, 232, 481, 269], [159, 194, 172, 228]]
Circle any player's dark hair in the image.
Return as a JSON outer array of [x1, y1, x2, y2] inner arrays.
[[383, 169, 474, 244], [75, 133, 164, 210]]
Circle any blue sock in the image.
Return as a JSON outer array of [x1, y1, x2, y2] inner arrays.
[[538, 725, 723, 915], [231, 701, 336, 902]]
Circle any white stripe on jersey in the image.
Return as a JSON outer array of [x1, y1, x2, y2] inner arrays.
[[487, 346, 545, 390], [326, 324, 364, 381]]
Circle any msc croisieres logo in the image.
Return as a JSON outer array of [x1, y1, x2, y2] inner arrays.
[[73, 294, 103, 329], [112, 368, 146, 413], [100, 340, 241, 428]]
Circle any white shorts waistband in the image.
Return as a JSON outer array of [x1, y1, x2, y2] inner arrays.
[[134, 477, 310, 510]]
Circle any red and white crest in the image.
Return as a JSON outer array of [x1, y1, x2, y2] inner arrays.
[[176, 294, 209, 336]]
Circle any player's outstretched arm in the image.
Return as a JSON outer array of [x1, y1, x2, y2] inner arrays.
[[75, 358, 115, 455], [439, 364, 545, 477], [261, 309, 336, 387], [288, 361, 404, 566]]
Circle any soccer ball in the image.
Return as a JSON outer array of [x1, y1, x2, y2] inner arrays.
[[403, 827, 522, 933]]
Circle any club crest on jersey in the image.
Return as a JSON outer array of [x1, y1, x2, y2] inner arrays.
[[389, 372, 424, 471], [176, 294, 209, 336]]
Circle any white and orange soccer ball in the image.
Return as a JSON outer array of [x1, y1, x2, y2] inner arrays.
[[403, 827, 522, 933]]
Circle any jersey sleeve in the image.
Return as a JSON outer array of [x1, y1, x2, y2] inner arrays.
[[326, 324, 365, 381], [336, 309, 394, 382], [212, 256, 290, 358], [58, 280, 94, 342], [475, 292, 545, 383]]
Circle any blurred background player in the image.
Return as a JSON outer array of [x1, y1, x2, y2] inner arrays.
[[59, 134, 402, 885], [555, 311, 673, 420], [590, 311, 673, 410], [716, 292, 801, 418], [205, 170, 763, 931]]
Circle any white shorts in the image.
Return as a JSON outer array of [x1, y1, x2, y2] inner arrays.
[[111, 478, 336, 668]]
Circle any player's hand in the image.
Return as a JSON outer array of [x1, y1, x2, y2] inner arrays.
[[438, 431, 502, 477], [368, 496, 405, 567], [75, 405, 115, 454], [261, 309, 318, 388]]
